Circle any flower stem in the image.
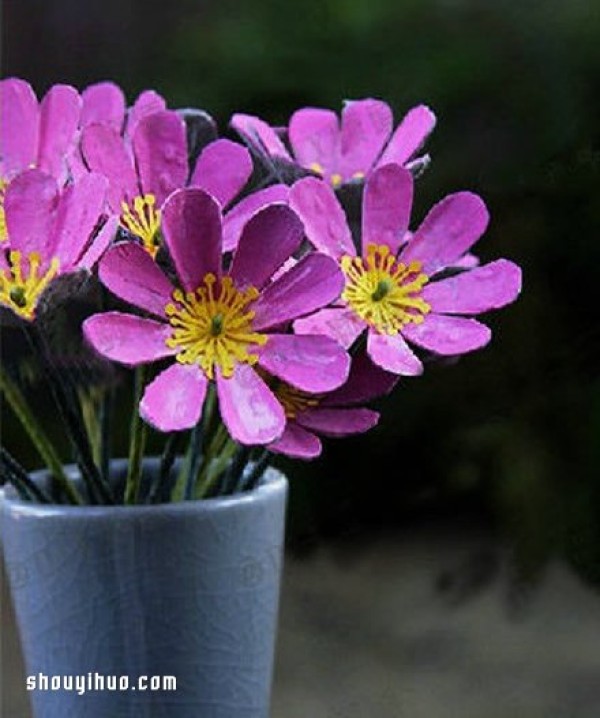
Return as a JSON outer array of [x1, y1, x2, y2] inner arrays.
[[0, 447, 53, 503], [241, 449, 272, 492], [194, 430, 237, 499], [219, 444, 252, 496], [147, 431, 186, 504], [124, 366, 148, 505]]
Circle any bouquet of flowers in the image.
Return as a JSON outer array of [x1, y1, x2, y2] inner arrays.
[[0, 78, 522, 506]]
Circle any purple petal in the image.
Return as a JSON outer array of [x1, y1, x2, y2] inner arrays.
[[400, 192, 490, 276], [81, 124, 137, 210], [230, 113, 291, 159], [322, 350, 398, 407], [377, 104, 437, 167], [4, 169, 58, 257], [37, 84, 81, 180], [252, 253, 345, 331], [132, 111, 188, 204], [190, 139, 253, 207], [216, 364, 285, 445], [161, 188, 223, 292], [297, 407, 379, 437], [288, 108, 339, 176], [367, 331, 424, 376], [289, 177, 354, 259], [126, 90, 167, 138], [140, 363, 207, 433], [99, 241, 174, 318], [362, 164, 413, 256], [339, 99, 393, 179], [222, 184, 289, 253], [79, 215, 119, 270], [0, 78, 38, 176], [269, 423, 322, 459], [422, 259, 522, 315], [84, 311, 175, 366], [81, 81, 126, 131], [294, 306, 365, 349], [402, 314, 492, 355], [257, 333, 350, 392], [230, 204, 304, 290]]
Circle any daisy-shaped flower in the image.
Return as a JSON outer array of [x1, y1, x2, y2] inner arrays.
[[231, 98, 435, 188], [268, 351, 397, 459], [290, 164, 522, 376], [83, 188, 350, 445], [0, 169, 116, 321]]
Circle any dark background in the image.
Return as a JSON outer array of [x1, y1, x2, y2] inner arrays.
[[2, 0, 600, 589]]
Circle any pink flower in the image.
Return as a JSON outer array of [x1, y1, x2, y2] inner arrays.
[[231, 98, 436, 188], [84, 188, 350, 445], [0, 169, 116, 321], [290, 164, 522, 376], [268, 351, 398, 459]]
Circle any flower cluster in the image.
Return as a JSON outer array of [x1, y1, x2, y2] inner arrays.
[[0, 78, 521, 504]]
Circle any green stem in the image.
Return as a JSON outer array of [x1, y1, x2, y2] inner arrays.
[[148, 431, 185, 504], [124, 366, 148, 505], [194, 432, 237, 499], [0, 366, 82, 504], [0, 448, 52, 503]]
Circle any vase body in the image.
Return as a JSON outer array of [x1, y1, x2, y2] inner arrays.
[[0, 459, 287, 718]]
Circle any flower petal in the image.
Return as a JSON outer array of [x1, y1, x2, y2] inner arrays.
[[367, 331, 424, 376], [252, 253, 344, 331], [216, 364, 285, 445], [37, 84, 81, 180], [422, 259, 522, 315], [339, 99, 393, 179], [402, 314, 491, 355], [79, 215, 119, 270], [132, 110, 188, 204], [401, 192, 490, 276], [140, 363, 207, 433], [362, 164, 413, 256], [269, 423, 322, 459], [4, 169, 58, 256], [230, 204, 304, 290], [161, 188, 223, 292], [257, 333, 350, 392], [99, 241, 174, 318], [222, 184, 289, 253], [293, 306, 365, 349], [0, 78, 38, 176], [189, 139, 253, 207], [288, 108, 339, 176], [126, 90, 167, 138], [83, 311, 175, 366], [297, 407, 379, 436], [321, 350, 397, 407], [81, 81, 126, 131], [230, 113, 291, 159], [377, 104, 437, 167]]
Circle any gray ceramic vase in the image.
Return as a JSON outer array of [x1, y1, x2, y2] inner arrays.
[[0, 459, 288, 718]]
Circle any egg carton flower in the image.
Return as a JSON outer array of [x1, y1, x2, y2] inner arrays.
[[84, 188, 350, 445], [231, 98, 435, 188], [0, 169, 116, 322], [290, 164, 522, 376]]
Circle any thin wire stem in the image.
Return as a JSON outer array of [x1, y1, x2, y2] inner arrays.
[[124, 366, 148, 505], [0, 447, 52, 503]]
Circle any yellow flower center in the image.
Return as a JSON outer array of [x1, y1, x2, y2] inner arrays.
[[341, 244, 431, 334], [0, 178, 9, 244], [274, 382, 320, 419], [308, 163, 365, 187], [120, 194, 161, 257], [0, 250, 60, 321], [165, 274, 268, 380]]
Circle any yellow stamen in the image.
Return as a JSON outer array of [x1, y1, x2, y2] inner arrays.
[[330, 173, 343, 188], [0, 178, 9, 244], [341, 244, 430, 334], [0, 251, 60, 321], [275, 381, 320, 420], [165, 274, 268, 380], [309, 162, 324, 176], [120, 194, 161, 257]]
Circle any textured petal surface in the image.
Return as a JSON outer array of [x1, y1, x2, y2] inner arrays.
[[289, 177, 354, 259], [216, 364, 285, 445], [230, 205, 304, 290], [4, 169, 58, 256], [288, 108, 339, 175], [190, 139, 253, 207], [339, 99, 393, 178], [269, 423, 322, 459], [230, 113, 291, 159], [99, 242, 174, 318], [322, 350, 398, 407], [367, 331, 424, 376], [402, 314, 492, 355], [140, 363, 207, 432], [161, 188, 222, 292], [293, 306, 365, 349], [297, 406, 379, 436], [37, 84, 81, 180], [84, 311, 175, 365], [257, 333, 350, 392], [79, 215, 119, 270], [222, 184, 289, 252], [401, 192, 490, 276], [81, 81, 126, 130], [422, 260, 522, 315], [0, 78, 38, 176], [377, 104, 437, 167], [362, 164, 413, 256], [252, 253, 345, 331], [126, 90, 167, 138]]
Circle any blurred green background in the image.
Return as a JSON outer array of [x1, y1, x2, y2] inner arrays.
[[2, 0, 600, 586]]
